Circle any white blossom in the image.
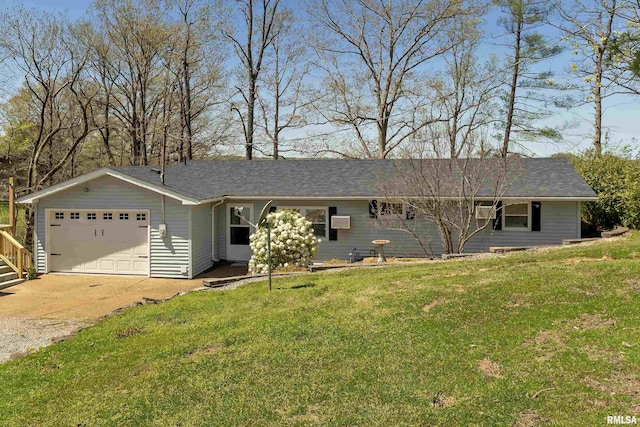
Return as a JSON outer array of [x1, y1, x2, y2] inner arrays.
[[248, 209, 319, 275]]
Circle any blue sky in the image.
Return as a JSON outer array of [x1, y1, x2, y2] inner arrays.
[[2, 0, 639, 157]]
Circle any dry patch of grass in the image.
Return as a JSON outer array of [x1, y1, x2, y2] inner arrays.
[[422, 298, 447, 313], [585, 371, 640, 410], [478, 359, 503, 377], [513, 409, 550, 427], [505, 294, 532, 308], [625, 279, 640, 293], [582, 345, 625, 364], [115, 326, 145, 339], [291, 403, 321, 423], [428, 391, 459, 408], [188, 344, 225, 358], [561, 255, 615, 265], [562, 313, 617, 331], [525, 330, 566, 363]]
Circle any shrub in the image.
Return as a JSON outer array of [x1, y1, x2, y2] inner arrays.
[[572, 151, 640, 229], [248, 210, 319, 275]]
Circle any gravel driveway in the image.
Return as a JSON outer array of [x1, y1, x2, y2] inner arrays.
[[0, 273, 206, 363], [0, 317, 94, 362]]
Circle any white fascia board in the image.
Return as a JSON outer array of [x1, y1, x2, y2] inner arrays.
[[103, 172, 200, 205], [17, 168, 200, 205], [17, 168, 110, 204]]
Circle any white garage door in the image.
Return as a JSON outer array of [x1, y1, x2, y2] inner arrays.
[[48, 210, 149, 275]]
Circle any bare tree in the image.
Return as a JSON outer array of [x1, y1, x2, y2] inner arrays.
[[553, 0, 625, 157], [309, 0, 468, 158], [0, 9, 96, 248], [91, 0, 171, 166], [376, 141, 515, 255], [172, 0, 227, 161], [429, 13, 501, 158], [227, 0, 285, 160], [257, 9, 310, 159]]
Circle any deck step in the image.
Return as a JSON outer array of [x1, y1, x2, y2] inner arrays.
[[0, 271, 18, 283], [0, 265, 13, 274], [0, 277, 24, 291]]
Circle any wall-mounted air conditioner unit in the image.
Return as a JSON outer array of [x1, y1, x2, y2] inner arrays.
[[331, 215, 351, 229], [475, 205, 496, 220]]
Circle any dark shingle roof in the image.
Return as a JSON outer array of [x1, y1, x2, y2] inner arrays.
[[109, 158, 596, 201]]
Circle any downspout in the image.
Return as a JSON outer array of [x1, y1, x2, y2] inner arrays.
[[211, 200, 224, 261], [159, 127, 167, 238]]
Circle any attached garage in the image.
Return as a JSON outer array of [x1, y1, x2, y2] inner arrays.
[[19, 169, 209, 279], [47, 209, 149, 275]]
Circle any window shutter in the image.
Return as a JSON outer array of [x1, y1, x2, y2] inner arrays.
[[269, 206, 277, 213], [328, 206, 338, 241], [369, 200, 378, 218], [406, 204, 415, 220], [532, 201, 541, 231], [493, 201, 502, 230]]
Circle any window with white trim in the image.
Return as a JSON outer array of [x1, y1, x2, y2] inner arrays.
[[503, 202, 530, 230], [280, 207, 327, 238], [54, 212, 64, 220], [103, 213, 113, 220], [70, 212, 80, 220], [119, 213, 129, 220], [136, 213, 146, 221], [87, 213, 96, 220]]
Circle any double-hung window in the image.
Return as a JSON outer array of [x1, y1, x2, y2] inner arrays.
[[503, 202, 531, 230], [281, 207, 327, 239]]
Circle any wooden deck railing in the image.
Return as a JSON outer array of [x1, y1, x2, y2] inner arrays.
[[0, 229, 32, 279]]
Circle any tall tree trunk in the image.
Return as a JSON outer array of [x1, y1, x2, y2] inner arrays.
[[101, 92, 116, 166], [247, 72, 256, 160], [183, 38, 193, 160], [502, 10, 522, 158], [594, 46, 603, 157]]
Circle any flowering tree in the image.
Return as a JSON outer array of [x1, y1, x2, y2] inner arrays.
[[248, 210, 319, 275]]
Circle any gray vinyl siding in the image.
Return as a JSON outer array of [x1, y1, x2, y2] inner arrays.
[[34, 175, 190, 278], [34, 203, 44, 273], [190, 204, 213, 277], [215, 203, 226, 260], [214, 199, 581, 260]]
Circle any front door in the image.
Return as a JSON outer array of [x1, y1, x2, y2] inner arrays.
[[226, 204, 253, 261]]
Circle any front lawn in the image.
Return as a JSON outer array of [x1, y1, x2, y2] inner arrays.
[[1, 234, 640, 425]]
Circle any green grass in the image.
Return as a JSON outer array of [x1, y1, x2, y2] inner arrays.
[[2, 234, 640, 425]]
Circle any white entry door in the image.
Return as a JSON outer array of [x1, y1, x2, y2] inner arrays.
[[48, 210, 149, 275], [226, 204, 253, 261]]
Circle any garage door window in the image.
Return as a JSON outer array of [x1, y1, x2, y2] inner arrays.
[[103, 213, 113, 220], [87, 213, 96, 220], [120, 213, 129, 220], [55, 212, 64, 219], [136, 213, 146, 221], [70, 212, 80, 219]]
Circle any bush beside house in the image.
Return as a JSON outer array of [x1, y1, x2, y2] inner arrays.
[[571, 151, 640, 230]]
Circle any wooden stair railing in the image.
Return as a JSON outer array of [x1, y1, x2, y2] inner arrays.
[[0, 229, 33, 279]]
